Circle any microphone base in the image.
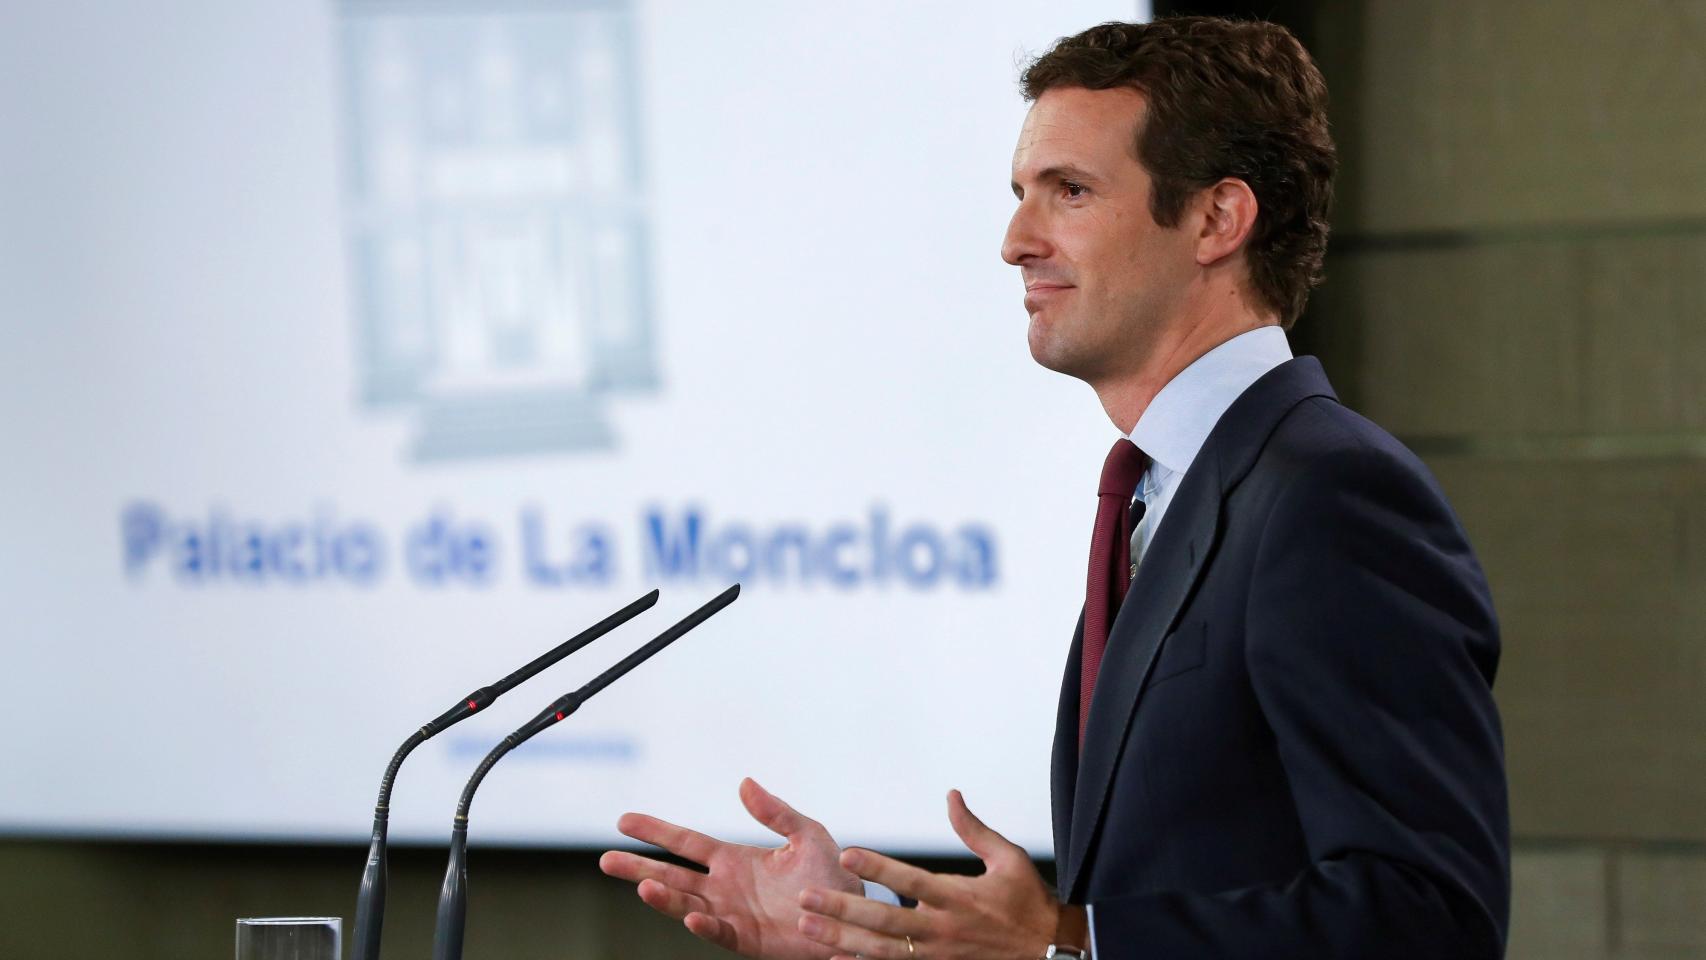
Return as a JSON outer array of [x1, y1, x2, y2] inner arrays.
[[432, 823, 471, 960], [352, 814, 388, 960]]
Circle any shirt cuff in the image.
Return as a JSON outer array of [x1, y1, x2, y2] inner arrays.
[[1087, 903, 1099, 958], [863, 880, 901, 905]]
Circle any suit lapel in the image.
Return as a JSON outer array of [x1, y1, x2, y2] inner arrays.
[[1053, 356, 1339, 900], [1059, 456, 1222, 899], [1050, 608, 1085, 895]]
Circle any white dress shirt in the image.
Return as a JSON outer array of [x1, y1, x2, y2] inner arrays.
[[1088, 323, 1292, 956], [1125, 324, 1294, 565]]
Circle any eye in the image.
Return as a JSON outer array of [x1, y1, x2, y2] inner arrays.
[[1062, 181, 1088, 199]]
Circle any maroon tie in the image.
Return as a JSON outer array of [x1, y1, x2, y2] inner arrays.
[[1079, 438, 1148, 745]]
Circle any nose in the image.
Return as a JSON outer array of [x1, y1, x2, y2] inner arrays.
[[1001, 199, 1048, 266]]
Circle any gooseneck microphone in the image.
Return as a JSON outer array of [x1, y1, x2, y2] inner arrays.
[[430, 584, 741, 960], [352, 589, 660, 960]]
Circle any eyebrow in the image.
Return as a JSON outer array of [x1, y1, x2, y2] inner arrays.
[[1011, 164, 1102, 198]]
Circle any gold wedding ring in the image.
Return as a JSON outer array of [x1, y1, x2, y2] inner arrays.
[[905, 935, 916, 957]]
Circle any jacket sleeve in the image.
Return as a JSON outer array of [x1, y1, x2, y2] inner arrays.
[[1088, 441, 1510, 959]]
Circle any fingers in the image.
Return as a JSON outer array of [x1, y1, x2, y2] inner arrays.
[[616, 811, 721, 866], [607, 854, 734, 954], [799, 887, 928, 939], [839, 848, 948, 905], [635, 877, 711, 921], [683, 912, 741, 953], [740, 776, 818, 841], [598, 850, 706, 895], [946, 789, 1020, 867], [798, 911, 912, 960]]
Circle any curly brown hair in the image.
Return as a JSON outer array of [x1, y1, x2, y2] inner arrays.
[[1021, 17, 1336, 327]]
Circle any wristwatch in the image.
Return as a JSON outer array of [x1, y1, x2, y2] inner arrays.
[[1042, 946, 1088, 960]]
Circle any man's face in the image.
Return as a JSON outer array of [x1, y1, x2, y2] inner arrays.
[[1002, 86, 1198, 383]]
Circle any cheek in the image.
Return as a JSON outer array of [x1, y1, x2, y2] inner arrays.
[[1081, 213, 1150, 281], [1119, 229, 1189, 289], [1085, 238, 1151, 304]]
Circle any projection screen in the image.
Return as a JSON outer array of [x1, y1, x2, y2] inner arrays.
[[0, 0, 1147, 855]]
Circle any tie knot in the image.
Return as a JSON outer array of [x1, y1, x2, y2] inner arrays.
[[1098, 438, 1148, 497]]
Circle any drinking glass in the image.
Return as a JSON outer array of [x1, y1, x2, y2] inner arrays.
[[234, 916, 342, 960]]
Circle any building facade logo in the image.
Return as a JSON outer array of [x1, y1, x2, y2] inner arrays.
[[337, 0, 654, 461]]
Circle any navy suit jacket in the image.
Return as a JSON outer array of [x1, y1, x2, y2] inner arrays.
[[1051, 357, 1510, 958]]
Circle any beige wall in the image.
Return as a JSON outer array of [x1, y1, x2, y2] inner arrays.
[[1299, 2, 1706, 958]]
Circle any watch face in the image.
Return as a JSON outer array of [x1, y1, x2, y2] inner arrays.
[[1045, 948, 1087, 960]]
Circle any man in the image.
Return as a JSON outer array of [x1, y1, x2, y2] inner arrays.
[[600, 17, 1510, 959]]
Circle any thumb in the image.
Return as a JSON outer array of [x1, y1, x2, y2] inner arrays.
[[947, 789, 1017, 866], [740, 777, 817, 841]]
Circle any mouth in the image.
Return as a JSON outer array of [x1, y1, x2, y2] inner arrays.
[[1023, 283, 1074, 313]]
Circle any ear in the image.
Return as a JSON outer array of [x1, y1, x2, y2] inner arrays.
[[1194, 178, 1259, 267]]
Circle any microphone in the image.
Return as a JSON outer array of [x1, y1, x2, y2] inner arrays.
[[430, 584, 742, 960], [351, 589, 660, 960]]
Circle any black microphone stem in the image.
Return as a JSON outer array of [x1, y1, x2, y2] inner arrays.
[[431, 584, 741, 960], [352, 588, 660, 960]]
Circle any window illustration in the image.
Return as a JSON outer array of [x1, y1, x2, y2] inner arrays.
[[338, 0, 654, 460]]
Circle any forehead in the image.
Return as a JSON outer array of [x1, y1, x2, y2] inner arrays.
[[1011, 86, 1147, 177]]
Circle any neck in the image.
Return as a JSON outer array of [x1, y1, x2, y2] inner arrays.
[[1092, 299, 1277, 435]]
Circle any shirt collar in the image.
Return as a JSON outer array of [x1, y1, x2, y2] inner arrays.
[[1127, 325, 1293, 478]]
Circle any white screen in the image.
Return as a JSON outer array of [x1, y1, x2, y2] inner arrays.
[[0, 0, 1146, 855]]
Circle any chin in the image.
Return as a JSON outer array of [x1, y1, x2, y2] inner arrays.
[[1026, 314, 1084, 378], [1030, 309, 1121, 385]]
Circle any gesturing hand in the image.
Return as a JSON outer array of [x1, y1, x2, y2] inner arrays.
[[599, 777, 863, 960], [797, 790, 1063, 960]]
